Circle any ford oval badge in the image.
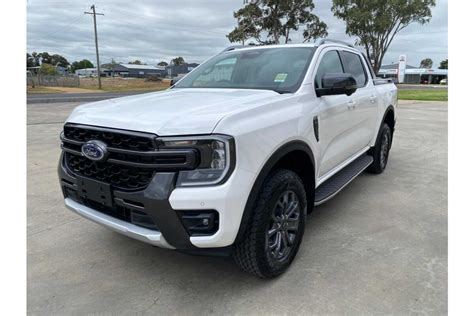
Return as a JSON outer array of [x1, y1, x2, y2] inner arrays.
[[81, 140, 108, 162]]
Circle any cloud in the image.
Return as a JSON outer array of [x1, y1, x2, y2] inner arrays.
[[27, 0, 447, 67]]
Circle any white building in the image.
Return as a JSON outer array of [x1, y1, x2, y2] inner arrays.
[[378, 63, 448, 84], [75, 68, 99, 77]]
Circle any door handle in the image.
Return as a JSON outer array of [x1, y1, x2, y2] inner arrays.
[[347, 100, 357, 109]]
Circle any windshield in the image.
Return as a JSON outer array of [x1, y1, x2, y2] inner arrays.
[[174, 47, 315, 94]]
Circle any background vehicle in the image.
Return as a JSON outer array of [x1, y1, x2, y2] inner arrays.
[[58, 40, 397, 278]]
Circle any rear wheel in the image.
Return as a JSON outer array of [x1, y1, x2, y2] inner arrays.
[[233, 169, 307, 278], [368, 123, 392, 174]]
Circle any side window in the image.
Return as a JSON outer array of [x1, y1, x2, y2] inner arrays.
[[315, 50, 344, 88], [340, 51, 368, 87]]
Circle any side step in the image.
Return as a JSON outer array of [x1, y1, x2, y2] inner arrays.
[[314, 154, 373, 205]]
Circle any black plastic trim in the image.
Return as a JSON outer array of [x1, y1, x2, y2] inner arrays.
[[381, 105, 396, 131], [313, 116, 319, 142], [106, 157, 196, 170], [61, 133, 198, 170], [372, 105, 396, 152], [64, 123, 158, 149], [58, 153, 197, 249], [234, 140, 315, 244]]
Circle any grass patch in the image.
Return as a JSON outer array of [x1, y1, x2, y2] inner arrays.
[[398, 89, 448, 101]]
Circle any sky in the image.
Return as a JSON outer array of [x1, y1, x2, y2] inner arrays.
[[27, 0, 448, 68]]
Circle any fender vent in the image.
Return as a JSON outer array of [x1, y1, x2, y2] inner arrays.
[[313, 116, 319, 142]]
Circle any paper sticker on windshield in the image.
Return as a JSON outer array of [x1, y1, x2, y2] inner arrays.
[[274, 73, 288, 83]]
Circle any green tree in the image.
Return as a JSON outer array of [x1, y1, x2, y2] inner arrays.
[[31, 52, 41, 66], [227, 0, 327, 45], [419, 58, 433, 69], [157, 61, 169, 67], [39, 52, 52, 64], [26, 53, 36, 68], [227, 2, 264, 45], [332, 0, 436, 73], [303, 19, 330, 43], [71, 59, 94, 73], [50, 54, 69, 67], [128, 60, 145, 65], [38, 52, 69, 67], [439, 59, 448, 69], [39, 63, 58, 75], [171, 57, 185, 66]]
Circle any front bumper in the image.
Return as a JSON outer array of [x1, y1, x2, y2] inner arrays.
[[58, 154, 256, 250], [65, 198, 174, 249]]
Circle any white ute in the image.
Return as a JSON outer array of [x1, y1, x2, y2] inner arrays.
[[58, 40, 397, 278]]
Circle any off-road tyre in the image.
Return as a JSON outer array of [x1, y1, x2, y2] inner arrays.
[[233, 169, 307, 278], [368, 123, 392, 174]]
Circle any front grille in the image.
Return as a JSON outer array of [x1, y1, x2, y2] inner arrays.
[[61, 124, 199, 190], [64, 125, 156, 151], [65, 153, 154, 189]]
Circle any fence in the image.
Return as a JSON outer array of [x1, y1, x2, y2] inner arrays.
[[27, 75, 80, 87]]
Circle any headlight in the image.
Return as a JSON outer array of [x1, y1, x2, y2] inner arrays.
[[156, 135, 235, 187]]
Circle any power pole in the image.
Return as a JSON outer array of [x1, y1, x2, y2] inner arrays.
[[85, 5, 104, 89]]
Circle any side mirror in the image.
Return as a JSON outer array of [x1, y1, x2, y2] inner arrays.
[[316, 73, 358, 97]]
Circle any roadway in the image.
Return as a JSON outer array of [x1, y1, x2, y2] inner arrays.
[[27, 91, 154, 104]]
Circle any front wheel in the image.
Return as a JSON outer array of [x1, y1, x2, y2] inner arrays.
[[368, 123, 392, 174], [233, 169, 307, 278]]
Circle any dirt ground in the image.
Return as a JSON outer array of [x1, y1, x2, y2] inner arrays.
[[27, 77, 171, 94], [79, 77, 171, 92]]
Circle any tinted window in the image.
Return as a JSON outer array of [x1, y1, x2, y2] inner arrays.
[[340, 51, 368, 87], [315, 50, 344, 88], [175, 47, 315, 94]]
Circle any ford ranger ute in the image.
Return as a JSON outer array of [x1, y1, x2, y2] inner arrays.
[[58, 40, 397, 278]]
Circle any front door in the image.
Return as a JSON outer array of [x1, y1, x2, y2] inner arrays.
[[314, 49, 357, 176]]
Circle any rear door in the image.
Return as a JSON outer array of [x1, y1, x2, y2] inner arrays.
[[339, 50, 378, 151]]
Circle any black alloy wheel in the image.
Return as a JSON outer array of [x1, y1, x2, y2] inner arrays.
[[266, 190, 301, 263]]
